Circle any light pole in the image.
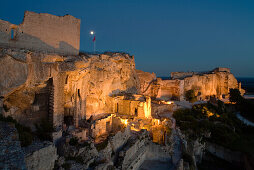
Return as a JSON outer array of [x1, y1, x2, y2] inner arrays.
[[90, 31, 95, 53]]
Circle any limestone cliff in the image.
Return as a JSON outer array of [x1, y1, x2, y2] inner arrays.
[[0, 48, 139, 128], [137, 68, 244, 100]]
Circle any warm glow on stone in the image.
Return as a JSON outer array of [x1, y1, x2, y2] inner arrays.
[[120, 118, 128, 126], [144, 97, 151, 118], [206, 111, 214, 117]]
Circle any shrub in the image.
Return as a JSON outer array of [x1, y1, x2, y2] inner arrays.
[[229, 89, 243, 103], [185, 90, 197, 103], [95, 138, 109, 151]]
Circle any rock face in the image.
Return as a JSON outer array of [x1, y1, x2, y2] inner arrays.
[[0, 49, 139, 129], [137, 68, 244, 101], [23, 141, 58, 170], [136, 70, 156, 95], [64, 53, 140, 124], [0, 122, 27, 170], [0, 11, 80, 55]]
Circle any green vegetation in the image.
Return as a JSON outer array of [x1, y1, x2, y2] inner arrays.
[[95, 138, 109, 151], [185, 90, 197, 103], [173, 102, 254, 155], [0, 114, 33, 147], [35, 119, 54, 141], [229, 89, 242, 103], [229, 88, 254, 122]]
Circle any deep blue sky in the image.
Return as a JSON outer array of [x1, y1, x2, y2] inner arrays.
[[1, 0, 254, 77]]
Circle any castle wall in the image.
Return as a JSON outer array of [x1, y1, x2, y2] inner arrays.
[[0, 11, 80, 55], [171, 72, 195, 80]]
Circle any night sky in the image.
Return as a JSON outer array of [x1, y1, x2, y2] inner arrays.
[[1, 0, 254, 77]]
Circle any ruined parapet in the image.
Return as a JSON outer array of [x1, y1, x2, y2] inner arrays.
[[0, 11, 80, 55], [112, 94, 151, 118], [212, 67, 230, 73], [171, 72, 196, 80], [156, 79, 181, 100]]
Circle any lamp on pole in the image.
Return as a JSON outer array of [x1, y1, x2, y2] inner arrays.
[[90, 31, 95, 53]]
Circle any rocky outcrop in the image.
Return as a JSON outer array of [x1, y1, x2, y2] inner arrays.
[[0, 48, 140, 128], [136, 69, 156, 95], [23, 141, 58, 170], [138, 68, 243, 101], [0, 121, 27, 170], [110, 125, 131, 153], [64, 53, 140, 123]]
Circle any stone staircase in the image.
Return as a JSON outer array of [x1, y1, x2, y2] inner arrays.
[[48, 79, 54, 125]]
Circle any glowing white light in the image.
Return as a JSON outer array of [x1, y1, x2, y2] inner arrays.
[[90, 31, 94, 35]]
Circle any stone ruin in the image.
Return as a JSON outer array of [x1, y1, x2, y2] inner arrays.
[[137, 68, 244, 101], [0, 11, 246, 170], [0, 11, 80, 55]]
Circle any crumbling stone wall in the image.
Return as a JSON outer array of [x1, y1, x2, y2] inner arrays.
[[92, 115, 113, 139], [171, 72, 196, 80], [156, 78, 181, 100], [0, 11, 80, 55], [112, 94, 151, 118]]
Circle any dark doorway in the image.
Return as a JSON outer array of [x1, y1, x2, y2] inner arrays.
[[64, 116, 74, 126]]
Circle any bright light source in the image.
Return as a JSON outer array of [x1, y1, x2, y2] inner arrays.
[[90, 31, 94, 35]]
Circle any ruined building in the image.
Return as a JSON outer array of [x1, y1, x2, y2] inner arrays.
[[0, 11, 80, 55], [0, 11, 248, 170], [0, 11, 244, 143], [137, 68, 244, 101]]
